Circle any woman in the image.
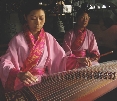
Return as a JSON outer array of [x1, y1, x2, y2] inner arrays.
[[62, 7, 100, 68], [0, 1, 91, 92]]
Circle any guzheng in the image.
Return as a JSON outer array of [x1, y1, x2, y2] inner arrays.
[[5, 60, 117, 101]]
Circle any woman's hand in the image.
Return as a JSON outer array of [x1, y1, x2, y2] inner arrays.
[[89, 55, 100, 62], [17, 71, 37, 85], [77, 57, 92, 67]]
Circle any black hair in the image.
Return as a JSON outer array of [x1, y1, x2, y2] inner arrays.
[[19, 1, 46, 24], [76, 2, 90, 18], [76, 9, 89, 18], [22, 1, 46, 16]]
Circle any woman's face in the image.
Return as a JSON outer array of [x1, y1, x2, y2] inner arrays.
[[77, 13, 90, 28], [25, 9, 45, 34]]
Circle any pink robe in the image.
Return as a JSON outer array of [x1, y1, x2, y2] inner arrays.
[[0, 31, 67, 91], [62, 29, 100, 66]]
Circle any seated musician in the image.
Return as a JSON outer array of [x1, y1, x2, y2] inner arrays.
[[0, 1, 92, 92], [62, 3, 100, 68]]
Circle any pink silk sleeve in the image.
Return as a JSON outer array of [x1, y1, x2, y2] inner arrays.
[[45, 32, 80, 73], [64, 54, 79, 71], [45, 33, 67, 73], [0, 36, 20, 91], [88, 33, 100, 60], [66, 57, 78, 71], [5, 68, 20, 91]]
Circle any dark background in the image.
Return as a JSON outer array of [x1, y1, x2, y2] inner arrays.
[[0, 0, 117, 101]]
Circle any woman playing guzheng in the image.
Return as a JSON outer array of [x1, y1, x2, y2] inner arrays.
[[62, 3, 100, 69], [0, 1, 91, 92]]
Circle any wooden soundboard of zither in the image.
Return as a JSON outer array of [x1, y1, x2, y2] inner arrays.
[[5, 60, 117, 101]]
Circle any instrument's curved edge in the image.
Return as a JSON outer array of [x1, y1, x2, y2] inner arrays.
[[76, 79, 117, 101]]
